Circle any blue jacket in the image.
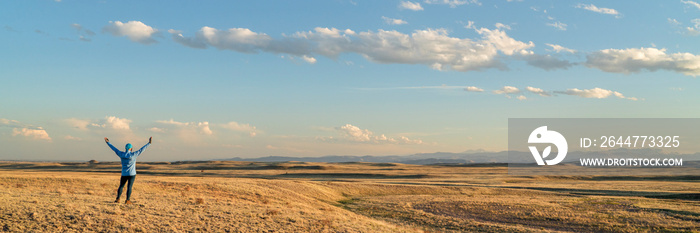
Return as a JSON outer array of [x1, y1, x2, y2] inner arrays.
[[107, 142, 150, 176]]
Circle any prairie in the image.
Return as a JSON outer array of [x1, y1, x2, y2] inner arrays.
[[0, 161, 697, 232]]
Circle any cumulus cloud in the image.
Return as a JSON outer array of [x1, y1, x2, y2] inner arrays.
[[2, 119, 52, 141], [576, 4, 620, 17], [103, 21, 158, 44], [168, 25, 535, 72], [0, 118, 21, 127], [493, 86, 520, 95], [585, 47, 700, 76], [547, 21, 567, 31], [525, 86, 551, 96], [13, 128, 52, 141], [424, 0, 481, 7], [156, 119, 213, 135], [687, 19, 700, 35], [220, 121, 258, 137], [65, 116, 133, 135], [399, 1, 424, 10], [105, 116, 131, 130], [516, 95, 527, 100], [464, 86, 484, 92], [494, 23, 511, 30], [556, 87, 637, 100], [1, 118, 52, 141], [682, 0, 700, 10], [301, 55, 317, 64], [382, 16, 408, 25], [334, 124, 422, 144], [546, 43, 576, 53]]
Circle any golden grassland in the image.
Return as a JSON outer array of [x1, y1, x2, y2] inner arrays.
[[0, 161, 698, 232]]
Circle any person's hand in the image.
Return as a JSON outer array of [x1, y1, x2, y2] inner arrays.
[[149, 136, 152, 144], [104, 137, 109, 143]]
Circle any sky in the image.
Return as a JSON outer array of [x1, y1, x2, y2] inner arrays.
[[2, 0, 700, 161]]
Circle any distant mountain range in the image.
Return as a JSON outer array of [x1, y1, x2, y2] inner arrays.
[[222, 148, 700, 165]]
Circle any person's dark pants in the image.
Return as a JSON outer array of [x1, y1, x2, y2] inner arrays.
[[116, 175, 136, 200]]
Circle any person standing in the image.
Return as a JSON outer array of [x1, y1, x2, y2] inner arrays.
[[104, 136, 152, 204]]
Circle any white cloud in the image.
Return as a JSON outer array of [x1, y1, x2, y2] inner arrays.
[[64, 135, 82, 141], [557, 87, 637, 100], [220, 121, 258, 137], [2, 119, 52, 141], [687, 19, 700, 35], [516, 95, 527, 100], [585, 47, 700, 76], [168, 25, 536, 72], [103, 21, 158, 44], [147, 127, 165, 133], [494, 23, 511, 30], [65, 116, 132, 132], [338, 124, 373, 142], [194, 26, 272, 53], [464, 20, 475, 29], [0, 118, 20, 127], [424, 0, 481, 7], [525, 86, 551, 96], [682, 0, 700, 10], [475, 27, 534, 56], [335, 124, 422, 144], [382, 16, 408, 25], [301, 55, 317, 64], [493, 86, 520, 94], [546, 43, 576, 53], [13, 128, 52, 141], [464, 86, 484, 92], [576, 4, 620, 17], [156, 119, 213, 135], [547, 21, 567, 31], [105, 116, 131, 130], [399, 1, 424, 11], [668, 18, 681, 26]]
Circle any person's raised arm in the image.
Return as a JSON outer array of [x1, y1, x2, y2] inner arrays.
[[133, 137, 152, 157], [105, 137, 120, 154]]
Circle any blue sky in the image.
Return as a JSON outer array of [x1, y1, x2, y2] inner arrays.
[[2, 0, 700, 161]]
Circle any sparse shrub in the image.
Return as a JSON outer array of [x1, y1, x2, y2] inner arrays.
[[15, 183, 24, 188], [195, 197, 204, 204], [318, 219, 333, 228], [266, 209, 280, 216], [184, 186, 191, 191]]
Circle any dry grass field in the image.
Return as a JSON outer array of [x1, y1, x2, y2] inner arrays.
[[0, 161, 698, 232]]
